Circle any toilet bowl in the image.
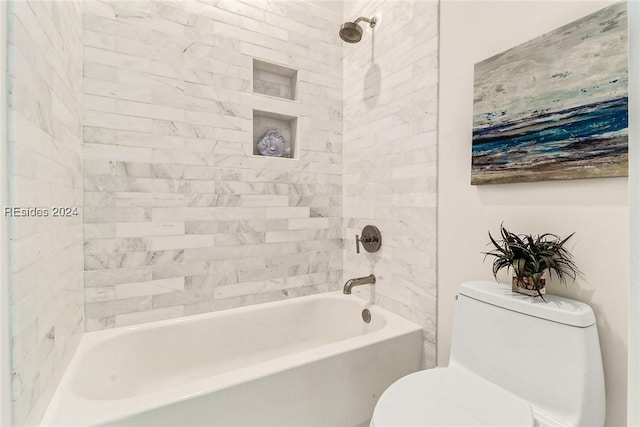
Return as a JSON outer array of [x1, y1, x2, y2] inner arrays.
[[371, 281, 605, 427], [371, 367, 533, 426]]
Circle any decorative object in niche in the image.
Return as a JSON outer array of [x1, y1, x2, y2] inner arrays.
[[483, 224, 581, 300], [253, 110, 296, 159], [471, 1, 628, 185], [258, 130, 290, 157]]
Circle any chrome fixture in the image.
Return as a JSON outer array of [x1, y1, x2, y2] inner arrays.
[[355, 225, 382, 253], [343, 274, 376, 294], [339, 16, 377, 43]]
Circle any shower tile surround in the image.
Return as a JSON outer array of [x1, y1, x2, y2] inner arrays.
[[342, 0, 439, 367], [82, 0, 344, 330], [6, 0, 439, 422], [7, 1, 85, 424]]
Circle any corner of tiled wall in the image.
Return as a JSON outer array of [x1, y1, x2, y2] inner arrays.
[[7, 0, 85, 424], [342, 0, 439, 368]]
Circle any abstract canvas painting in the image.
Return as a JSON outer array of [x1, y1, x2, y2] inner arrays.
[[471, 2, 628, 185]]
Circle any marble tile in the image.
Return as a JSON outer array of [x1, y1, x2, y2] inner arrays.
[[85, 295, 153, 319], [342, 0, 438, 369], [84, 77, 153, 103], [265, 230, 309, 244], [115, 221, 185, 237], [8, 1, 84, 423], [214, 278, 287, 299], [149, 234, 214, 251], [84, 142, 152, 162], [265, 206, 310, 219], [288, 218, 330, 230], [85, 266, 153, 287], [114, 306, 184, 328], [151, 262, 208, 280], [152, 288, 212, 309], [115, 277, 185, 299]]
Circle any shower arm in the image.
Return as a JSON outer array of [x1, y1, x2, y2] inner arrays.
[[354, 16, 377, 28]]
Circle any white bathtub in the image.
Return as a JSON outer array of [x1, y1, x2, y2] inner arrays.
[[42, 292, 423, 427]]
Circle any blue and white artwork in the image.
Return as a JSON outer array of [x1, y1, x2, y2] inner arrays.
[[471, 2, 628, 185]]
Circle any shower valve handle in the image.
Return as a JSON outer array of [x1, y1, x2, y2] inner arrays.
[[355, 234, 379, 253], [355, 226, 382, 254]]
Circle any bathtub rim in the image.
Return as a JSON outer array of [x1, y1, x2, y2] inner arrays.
[[78, 291, 387, 346], [41, 291, 423, 427]]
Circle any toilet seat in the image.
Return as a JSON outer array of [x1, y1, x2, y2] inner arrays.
[[371, 367, 534, 427]]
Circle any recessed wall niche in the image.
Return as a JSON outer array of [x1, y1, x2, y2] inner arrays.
[[253, 59, 298, 100], [253, 110, 297, 159]]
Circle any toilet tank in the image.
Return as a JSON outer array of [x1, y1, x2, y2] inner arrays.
[[450, 281, 605, 426]]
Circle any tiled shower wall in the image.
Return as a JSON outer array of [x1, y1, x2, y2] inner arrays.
[[342, 0, 439, 367], [7, 1, 84, 424], [82, 0, 343, 330]]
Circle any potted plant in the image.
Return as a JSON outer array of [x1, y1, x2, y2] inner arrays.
[[483, 224, 580, 299]]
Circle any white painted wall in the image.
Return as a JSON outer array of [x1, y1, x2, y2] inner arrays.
[[628, 0, 639, 424], [438, 2, 628, 425]]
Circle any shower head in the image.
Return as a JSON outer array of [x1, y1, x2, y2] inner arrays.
[[339, 16, 377, 43], [339, 22, 363, 43]]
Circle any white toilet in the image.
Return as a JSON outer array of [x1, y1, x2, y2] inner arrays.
[[371, 280, 605, 427]]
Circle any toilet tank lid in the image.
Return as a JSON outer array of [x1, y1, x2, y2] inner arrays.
[[459, 281, 596, 327]]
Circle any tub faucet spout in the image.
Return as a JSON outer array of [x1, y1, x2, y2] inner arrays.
[[343, 274, 376, 294]]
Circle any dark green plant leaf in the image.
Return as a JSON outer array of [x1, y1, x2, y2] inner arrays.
[[482, 223, 581, 290]]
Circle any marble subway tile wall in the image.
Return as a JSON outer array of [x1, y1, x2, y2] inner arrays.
[[83, 0, 343, 330], [342, 0, 439, 367], [7, 1, 85, 424]]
